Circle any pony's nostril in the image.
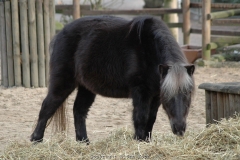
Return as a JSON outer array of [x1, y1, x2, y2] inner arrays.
[[179, 131, 184, 136], [173, 124, 177, 133], [172, 123, 186, 136]]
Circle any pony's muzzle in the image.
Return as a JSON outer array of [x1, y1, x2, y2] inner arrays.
[[172, 122, 186, 136]]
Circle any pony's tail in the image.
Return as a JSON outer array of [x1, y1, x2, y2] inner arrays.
[[46, 35, 69, 135], [47, 100, 68, 134]]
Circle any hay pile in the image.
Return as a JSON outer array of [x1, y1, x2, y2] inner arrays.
[[1, 116, 240, 160]]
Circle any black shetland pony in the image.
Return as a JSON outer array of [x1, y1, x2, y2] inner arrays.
[[31, 15, 195, 143]]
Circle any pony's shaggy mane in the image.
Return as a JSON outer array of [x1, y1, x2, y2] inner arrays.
[[161, 63, 194, 101], [129, 16, 188, 64]]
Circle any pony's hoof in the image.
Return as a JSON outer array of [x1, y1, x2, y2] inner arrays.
[[134, 135, 150, 142], [77, 138, 90, 145], [30, 139, 43, 145], [30, 134, 43, 143]]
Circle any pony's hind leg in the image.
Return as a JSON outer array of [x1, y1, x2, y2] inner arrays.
[[30, 77, 76, 142], [73, 85, 96, 143], [145, 96, 160, 141]]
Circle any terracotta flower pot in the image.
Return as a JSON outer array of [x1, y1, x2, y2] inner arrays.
[[181, 45, 202, 63]]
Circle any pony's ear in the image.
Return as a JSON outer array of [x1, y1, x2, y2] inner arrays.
[[185, 65, 195, 76], [159, 65, 170, 79]]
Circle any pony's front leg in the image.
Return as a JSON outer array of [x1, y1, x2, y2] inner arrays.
[[132, 87, 151, 141], [145, 96, 160, 140]]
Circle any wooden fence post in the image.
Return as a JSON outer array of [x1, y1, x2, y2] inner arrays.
[[36, 0, 46, 87], [11, 0, 22, 86], [49, 0, 56, 39], [205, 90, 211, 124], [182, 0, 190, 44], [0, 2, 3, 85], [202, 0, 211, 60], [163, 0, 179, 42], [43, 0, 51, 86], [4, 1, 14, 87], [28, 0, 39, 87], [73, 0, 80, 20], [0, 0, 56, 88], [0, 1, 8, 87], [19, 0, 31, 88]]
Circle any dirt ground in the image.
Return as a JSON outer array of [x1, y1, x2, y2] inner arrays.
[[0, 65, 240, 154]]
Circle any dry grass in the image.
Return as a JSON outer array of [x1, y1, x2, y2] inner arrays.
[[1, 116, 240, 160]]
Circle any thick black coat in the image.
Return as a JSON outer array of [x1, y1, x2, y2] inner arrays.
[[31, 16, 193, 142]]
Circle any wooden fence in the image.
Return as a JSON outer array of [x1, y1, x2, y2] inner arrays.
[[193, 0, 240, 60], [199, 82, 240, 124], [1, 0, 240, 87], [56, 1, 240, 61], [0, 0, 55, 88], [55, 4, 184, 29]]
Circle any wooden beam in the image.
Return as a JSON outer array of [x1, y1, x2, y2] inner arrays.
[[163, 0, 179, 42], [167, 22, 183, 28], [81, 8, 182, 16], [56, 5, 181, 16], [43, 0, 50, 86], [211, 92, 218, 122], [206, 42, 226, 50], [49, 0, 55, 39], [0, 1, 8, 87], [209, 9, 240, 20], [36, 0, 46, 87], [4, 1, 14, 87], [210, 36, 240, 44], [190, 2, 240, 9], [19, 0, 31, 88], [57, 8, 182, 16], [207, 36, 240, 50], [202, 0, 211, 60], [73, 0, 80, 19], [182, 0, 190, 44], [28, 0, 39, 87], [217, 93, 224, 121], [199, 82, 240, 95], [191, 28, 240, 36], [56, 4, 91, 11], [205, 91, 211, 124], [212, 19, 240, 26], [11, 0, 22, 86]]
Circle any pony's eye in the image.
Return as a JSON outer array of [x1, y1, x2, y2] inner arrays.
[[182, 90, 188, 94]]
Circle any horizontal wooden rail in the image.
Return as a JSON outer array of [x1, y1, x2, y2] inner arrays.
[[212, 19, 240, 26], [191, 28, 240, 36], [207, 42, 228, 50], [56, 4, 91, 11], [199, 82, 240, 124], [208, 9, 240, 20], [211, 36, 240, 43], [190, 2, 240, 9], [207, 36, 240, 50], [56, 4, 182, 16], [167, 22, 183, 28], [81, 8, 182, 16]]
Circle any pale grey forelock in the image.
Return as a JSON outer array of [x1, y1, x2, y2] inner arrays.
[[161, 63, 194, 101]]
